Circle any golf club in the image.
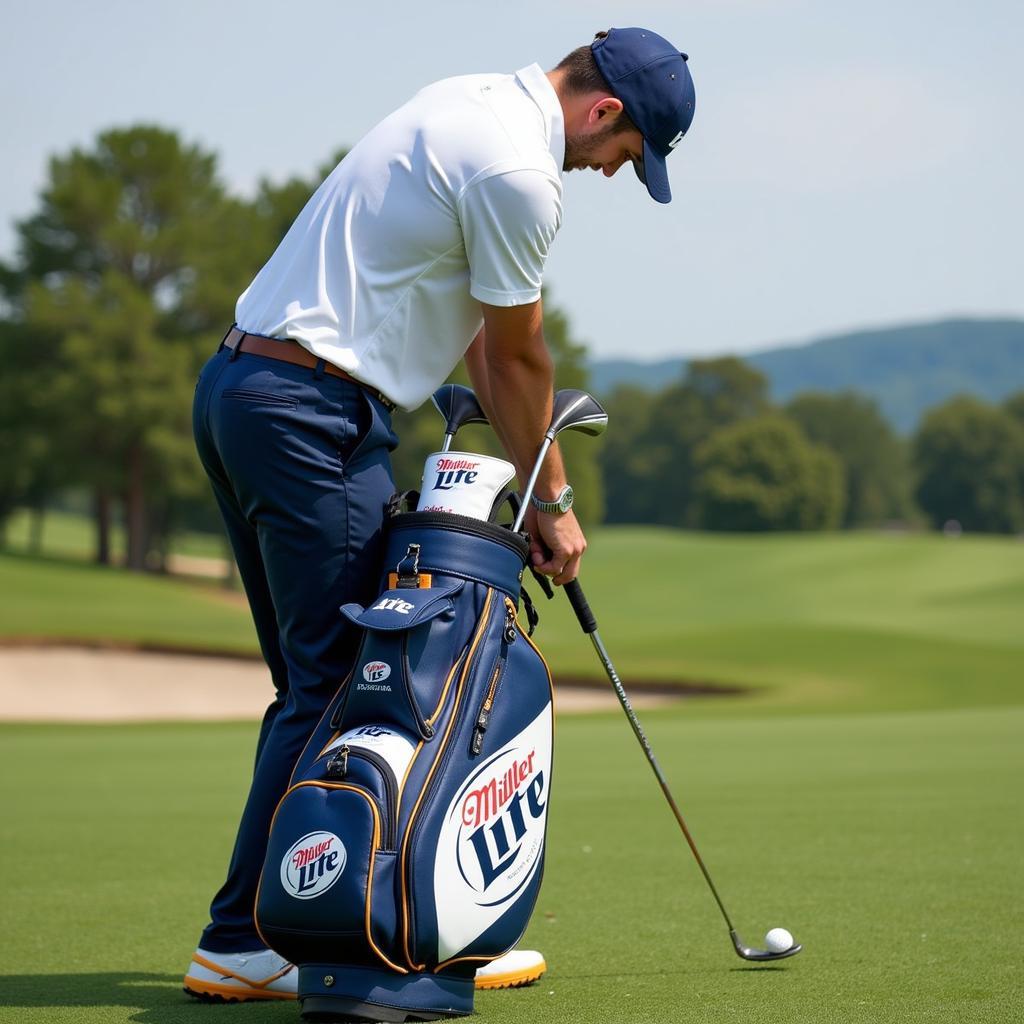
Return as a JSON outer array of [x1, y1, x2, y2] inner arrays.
[[508, 388, 801, 963], [511, 389, 608, 532], [563, 578, 801, 962], [431, 384, 488, 452]]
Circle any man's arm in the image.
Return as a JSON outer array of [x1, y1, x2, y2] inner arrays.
[[464, 299, 586, 585]]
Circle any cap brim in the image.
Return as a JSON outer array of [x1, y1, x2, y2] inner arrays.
[[635, 139, 672, 204]]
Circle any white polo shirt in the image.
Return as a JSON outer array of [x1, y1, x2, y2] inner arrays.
[[235, 64, 565, 411]]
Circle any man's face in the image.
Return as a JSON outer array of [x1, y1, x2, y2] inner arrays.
[[563, 122, 645, 179]]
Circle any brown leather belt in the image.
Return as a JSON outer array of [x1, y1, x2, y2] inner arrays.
[[222, 326, 395, 411]]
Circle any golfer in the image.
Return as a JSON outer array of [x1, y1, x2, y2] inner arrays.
[[185, 26, 695, 1002]]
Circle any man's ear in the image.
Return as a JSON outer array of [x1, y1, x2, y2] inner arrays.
[[588, 95, 624, 127]]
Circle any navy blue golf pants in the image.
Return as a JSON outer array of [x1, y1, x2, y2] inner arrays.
[[192, 341, 398, 953]]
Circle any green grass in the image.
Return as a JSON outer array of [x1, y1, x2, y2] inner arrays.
[[0, 708, 1020, 1023], [3, 508, 228, 561], [0, 551, 254, 654], [1, 528, 1022, 1021], [3, 529, 1022, 713]]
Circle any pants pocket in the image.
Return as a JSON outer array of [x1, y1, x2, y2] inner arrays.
[[222, 388, 299, 407]]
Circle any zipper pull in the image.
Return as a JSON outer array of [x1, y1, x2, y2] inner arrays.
[[325, 745, 349, 779], [471, 727, 485, 756], [471, 706, 491, 756], [504, 603, 517, 644]]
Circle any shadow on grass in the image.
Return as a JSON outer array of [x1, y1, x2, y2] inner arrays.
[[0, 973, 296, 1023]]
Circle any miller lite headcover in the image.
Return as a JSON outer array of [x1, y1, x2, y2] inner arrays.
[[418, 451, 516, 520]]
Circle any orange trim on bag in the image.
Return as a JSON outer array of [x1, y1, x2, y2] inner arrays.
[[425, 646, 468, 728], [314, 731, 341, 760], [388, 572, 433, 590], [399, 589, 495, 972]]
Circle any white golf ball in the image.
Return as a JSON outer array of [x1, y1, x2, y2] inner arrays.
[[765, 927, 793, 953]]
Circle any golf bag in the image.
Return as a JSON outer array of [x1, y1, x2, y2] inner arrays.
[[254, 507, 554, 1021]]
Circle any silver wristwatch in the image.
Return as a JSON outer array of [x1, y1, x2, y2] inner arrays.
[[530, 484, 574, 515]]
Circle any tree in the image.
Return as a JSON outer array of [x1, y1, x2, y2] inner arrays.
[[694, 415, 845, 531], [10, 126, 261, 568], [0, 320, 58, 546], [1004, 391, 1024, 429], [913, 396, 1024, 533], [597, 385, 659, 525], [604, 357, 771, 526], [785, 391, 912, 527]]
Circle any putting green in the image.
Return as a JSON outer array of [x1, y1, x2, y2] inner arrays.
[[0, 706, 1020, 1023]]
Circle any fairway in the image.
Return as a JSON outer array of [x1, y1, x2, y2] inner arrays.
[[1, 528, 1022, 1022], [1, 708, 1021, 1023], [2, 529, 1022, 713]]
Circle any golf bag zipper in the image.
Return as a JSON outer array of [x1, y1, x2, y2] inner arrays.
[[389, 511, 529, 560], [470, 598, 518, 756], [324, 744, 399, 851]]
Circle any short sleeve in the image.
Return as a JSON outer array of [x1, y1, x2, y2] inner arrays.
[[459, 168, 563, 307]]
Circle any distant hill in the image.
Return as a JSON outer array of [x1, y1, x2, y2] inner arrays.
[[589, 318, 1024, 432]]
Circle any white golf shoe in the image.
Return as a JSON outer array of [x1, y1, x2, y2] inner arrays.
[[474, 948, 547, 990], [183, 946, 297, 1001], [183, 945, 546, 1001]]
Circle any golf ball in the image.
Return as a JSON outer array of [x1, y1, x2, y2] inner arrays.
[[765, 927, 793, 953]]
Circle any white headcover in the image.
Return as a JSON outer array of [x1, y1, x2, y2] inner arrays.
[[418, 451, 516, 520]]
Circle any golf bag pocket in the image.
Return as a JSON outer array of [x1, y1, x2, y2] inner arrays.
[[338, 581, 466, 739], [256, 781, 384, 967], [256, 722, 418, 970]]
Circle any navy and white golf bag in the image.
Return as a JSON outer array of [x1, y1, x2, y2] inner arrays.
[[254, 507, 554, 1021]]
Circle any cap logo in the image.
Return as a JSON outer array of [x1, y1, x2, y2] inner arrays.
[[668, 130, 685, 150]]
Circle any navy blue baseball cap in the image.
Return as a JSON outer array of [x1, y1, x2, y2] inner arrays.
[[591, 27, 696, 204]]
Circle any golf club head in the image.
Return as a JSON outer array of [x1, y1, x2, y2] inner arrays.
[[549, 389, 608, 438], [730, 930, 802, 962], [430, 384, 488, 436]]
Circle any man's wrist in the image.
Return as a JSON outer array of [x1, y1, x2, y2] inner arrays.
[[530, 484, 574, 515]]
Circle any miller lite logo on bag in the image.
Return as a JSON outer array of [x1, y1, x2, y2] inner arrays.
[[433, 706, 552, 960], [360, 659, 391, 684], [280, 831, 347, 899], [418, 451, 515, 521]]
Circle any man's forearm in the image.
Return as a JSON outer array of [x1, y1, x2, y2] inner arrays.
[[478, 344, 568, 499]]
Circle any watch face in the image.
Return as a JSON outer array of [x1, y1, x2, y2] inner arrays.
[[558, 485, 574, 513]]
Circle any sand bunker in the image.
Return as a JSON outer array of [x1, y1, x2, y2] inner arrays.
[[0, 645, 682, 722]]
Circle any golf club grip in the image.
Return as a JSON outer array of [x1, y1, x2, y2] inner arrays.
[[565, 579, 598, 634]]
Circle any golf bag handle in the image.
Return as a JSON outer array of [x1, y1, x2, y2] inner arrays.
[[564, 579, 597, 634]]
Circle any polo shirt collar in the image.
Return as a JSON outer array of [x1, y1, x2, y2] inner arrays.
[[514, 63, 565, 173]]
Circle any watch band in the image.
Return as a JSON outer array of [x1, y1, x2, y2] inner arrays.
[[530, 484, 574, 515]]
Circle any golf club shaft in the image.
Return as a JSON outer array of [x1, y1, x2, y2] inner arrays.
[[511, 435, 554, 533], [564, 579, 738, 935], [441, 431, 455, 452]]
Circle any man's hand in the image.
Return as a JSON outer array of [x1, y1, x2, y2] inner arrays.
[[525, 504, 586, 586]]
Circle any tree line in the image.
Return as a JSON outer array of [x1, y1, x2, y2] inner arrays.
[[1, 125, 1021, 577], [599, 360, 1024, 534]]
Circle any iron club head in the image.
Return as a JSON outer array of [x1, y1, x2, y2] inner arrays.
[[730, 930, 803, 962]]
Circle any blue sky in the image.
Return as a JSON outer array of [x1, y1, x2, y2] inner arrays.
[[2, 0, 1021, 359]]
